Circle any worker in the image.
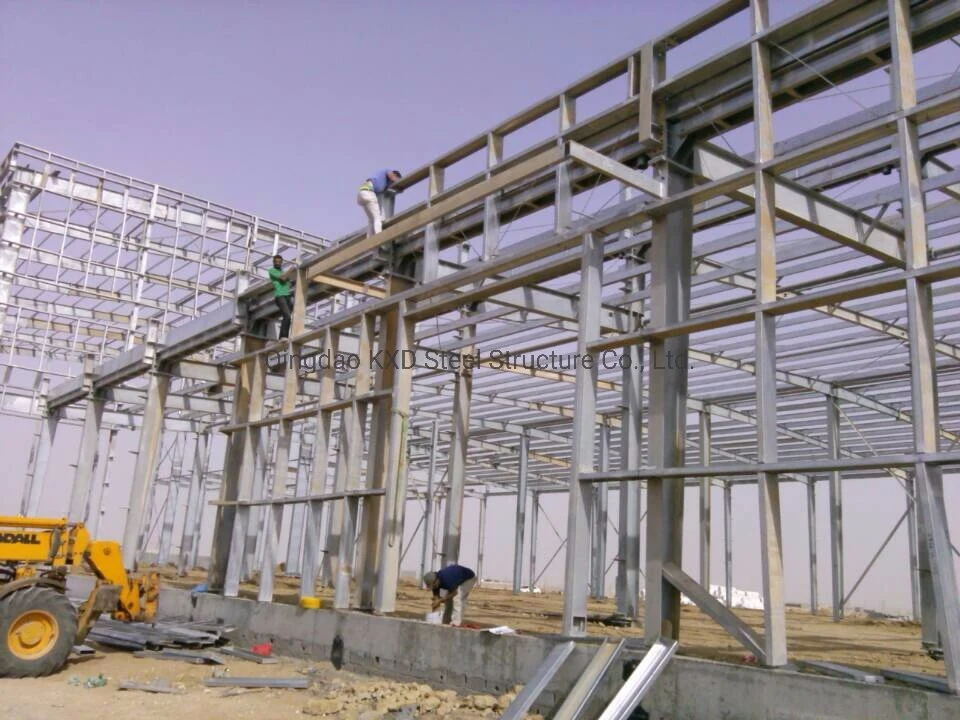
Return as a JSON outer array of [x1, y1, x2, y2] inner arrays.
[[268, 254, 294, 340], [357, 169, 403, 237], [423, 563, 477, 627]]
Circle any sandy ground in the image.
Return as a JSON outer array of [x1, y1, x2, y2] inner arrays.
[[0, 649, 538, 720], [160, 568, 947, 677]]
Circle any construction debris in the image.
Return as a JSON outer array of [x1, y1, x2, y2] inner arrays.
[[118, 679, 186, 695], [220, 645, 281, 664], [68, 673, 108, 688], [133, 649, 225, 664], [84, 616, 229, 651], [203, 676, 311, 689]]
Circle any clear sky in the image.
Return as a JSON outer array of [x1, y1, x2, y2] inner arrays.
[[2, 0, 958, 617]]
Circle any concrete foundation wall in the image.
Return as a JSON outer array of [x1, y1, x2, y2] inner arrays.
[[151, 587, 959, 720]]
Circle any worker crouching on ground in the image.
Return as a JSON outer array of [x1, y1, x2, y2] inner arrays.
[[357, 169, 402, 236], [423, 564, 476, 627], [268, 254, 294, 339]]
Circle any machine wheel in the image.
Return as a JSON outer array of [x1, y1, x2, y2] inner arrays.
[[0, 585, 78, 678]]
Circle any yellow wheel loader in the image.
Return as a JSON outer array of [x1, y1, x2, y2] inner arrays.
[[0, 517, 159, 678]]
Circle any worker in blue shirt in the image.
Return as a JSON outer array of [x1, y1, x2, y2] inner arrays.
[[423, 563, 477, 626], [357, 168, 403, 237]]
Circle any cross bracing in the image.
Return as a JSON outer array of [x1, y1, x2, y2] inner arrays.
[[3, 0, 960, 695]]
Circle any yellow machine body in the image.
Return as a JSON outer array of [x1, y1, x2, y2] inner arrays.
[[0, 516, 159, 676]]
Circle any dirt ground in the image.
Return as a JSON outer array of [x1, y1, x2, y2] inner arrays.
[[0, 649, 538, 720], [161, 568, 947, 678]]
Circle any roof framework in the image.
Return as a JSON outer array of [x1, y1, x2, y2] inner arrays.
[[3, 0, 960, 694]]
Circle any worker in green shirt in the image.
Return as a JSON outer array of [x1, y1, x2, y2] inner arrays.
[[268, 254, 294, 339]]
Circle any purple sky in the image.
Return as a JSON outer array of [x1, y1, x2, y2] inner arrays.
[[3, 0, 958, 615]]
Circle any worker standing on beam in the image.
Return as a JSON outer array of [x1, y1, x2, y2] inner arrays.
[[424, 564, 477, 627], [357, 169, 403, 237], [268, 254, 294, 340]]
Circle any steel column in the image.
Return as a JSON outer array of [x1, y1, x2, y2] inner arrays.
[[617, 226, 643, 619], [591, 423, 610, 599], [562, 231, 603, 636], [826, 397, 844, 620], [20, 385, 58, 517], [513, 432, 529, 593], [208, 333, 262, 591], [374, 310, 416, 613], [530, 491, 540, 590], [157, 435, 184, 565], [440, 324, 474, 567], [179, 430, 210, 574], [751, 0, 787, 667], [698, 411, 711, 589], [301, 329, 340, 600], [889, 0, 960, 689], [121, 367, 169, 571], [723, 481, 733, 609], [419, 419, 439, 585], [643, 148, 692, 642], [807, 480, 819, 614], [68, 364, 104, 523], [477, 494, 487, 583], [87, 428, 118, 539], [220, 336, 267, 596]]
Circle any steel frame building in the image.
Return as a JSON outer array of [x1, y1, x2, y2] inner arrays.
[[3, 0, 960, 695]]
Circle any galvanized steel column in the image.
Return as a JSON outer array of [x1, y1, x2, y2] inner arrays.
[[698, 411, 711, 589], [751, 0, 787, 667], [826, 396, 844, 620], [530, 491, 540, 590], [440, 324, 474, 567], [513, 432, 529, 593], [68, 356, 104, 523], [88, 428, 118, 539], [562, 232, 603, 636], [21, 381, 58, 517], [477, 494, 487, 583], [121, 324, 169, 571], [419, 419, 439, 586], [208, 333, 262, 591], [374, 308, 416, 613], [590, 423, 610, 600], [157, 435, 184, 566], [643, 152, 692, 643], [807, 480, 818, 614], [617, 255, 643, 619], [723, 481, 733, 609], [179, 430, 210, 574], [889, 0, 960, 690]]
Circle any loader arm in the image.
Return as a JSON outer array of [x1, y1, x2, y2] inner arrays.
[[0, 517, 158, 643]]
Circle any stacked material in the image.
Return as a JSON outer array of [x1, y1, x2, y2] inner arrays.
[[83, 617, 232, 651]]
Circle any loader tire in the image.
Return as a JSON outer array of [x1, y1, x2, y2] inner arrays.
[[0, 585, 78, 678]]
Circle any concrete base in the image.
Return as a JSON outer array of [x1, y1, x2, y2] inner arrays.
[[138, 586, 957, 720]]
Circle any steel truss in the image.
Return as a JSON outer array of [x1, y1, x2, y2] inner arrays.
[[2, 0, 960, 694]]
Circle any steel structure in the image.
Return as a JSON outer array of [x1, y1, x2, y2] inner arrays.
[[3, 0, 960, 695]]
